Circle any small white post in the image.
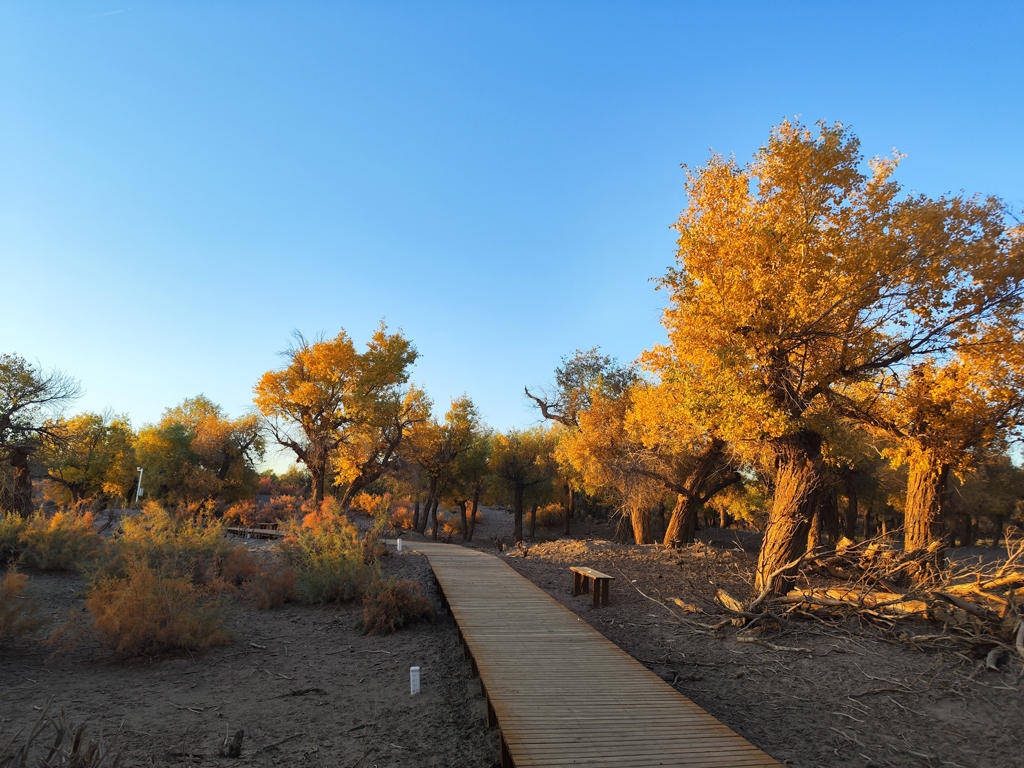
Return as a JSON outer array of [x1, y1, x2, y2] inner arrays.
[[410, 666, 420, 695], [396, 537, 403, 552]]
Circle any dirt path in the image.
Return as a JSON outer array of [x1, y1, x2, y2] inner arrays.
[[0, 552, 496, 768]]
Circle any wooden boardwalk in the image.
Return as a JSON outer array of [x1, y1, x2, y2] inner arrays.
[[406, 540, 782, 768]]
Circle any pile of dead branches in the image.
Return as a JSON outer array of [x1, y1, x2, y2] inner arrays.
[[720, 532, 1024, 666]]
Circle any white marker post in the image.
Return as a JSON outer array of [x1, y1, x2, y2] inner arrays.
[[410, 666, 420, 695], [396, 537, 403, 552]]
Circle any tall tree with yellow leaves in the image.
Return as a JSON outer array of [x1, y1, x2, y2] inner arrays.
[[254, 326, 418, 505], [649, 119, 1024, 593], [832, 325, 1024, 554], [490, 427, 557, 543], [557, 380, 738, 546], [37, 412, 137, 504]]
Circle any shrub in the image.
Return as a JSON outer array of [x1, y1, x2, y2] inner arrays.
[[265, 494, 303, 521], [0, 512, 26, 567], [281, 506, 375, 604], [18, 509, 103, 571], [440, 511, 463, 539], [389, 502, 415, 531], [104, 503, 235, 586], [85, 562, 229, 656], [0, 569, 39, 641], [534, 502, 565, 529], [361, 577, 435, 636], [241, 560, 298, 609]]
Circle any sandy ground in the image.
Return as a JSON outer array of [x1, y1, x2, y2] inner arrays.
[[457, 506, 1023, 768], [0, 551, 497, 768]]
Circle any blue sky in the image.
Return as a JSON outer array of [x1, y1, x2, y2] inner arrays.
[[2, 2, 1022, 470]]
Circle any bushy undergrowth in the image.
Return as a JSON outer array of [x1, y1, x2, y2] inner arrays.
[[86, 562, 229, 657], [241, 560, 297, 609], [0, 512, 26, 566], [533, 502, 565, 529], [0, 569, 40, 641], [18, 510, 103, 571], [101, 503, 238, 586], [281, 502, 376, 604], [360, 576, 435, 636]]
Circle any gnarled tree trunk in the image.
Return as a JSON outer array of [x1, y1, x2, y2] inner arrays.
[[663, 494, 697, 546], [512, 486, 524, 542], [631, 506, 652, 545], [755, 430, 823, 594], [4, 447, 34, 517], [904, 450, 949, 553], [465, 489, 480, 541], [564, 484, 574, 536]]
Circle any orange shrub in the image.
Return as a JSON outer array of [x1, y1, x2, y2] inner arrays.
[[534, 502, 565, 529], [18, 509, 103, 571], [440, 512, 463, 539], [361, 577, 435, 636], [86, 562, 229, 656], [389, 502, 415, 531], [241, 561, 298, 609], [0, 569, 39, 640], [218, 546, 262, 588], [266, 494, 303, 521]]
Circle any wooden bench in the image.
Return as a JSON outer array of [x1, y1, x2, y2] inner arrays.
[[570, 566, 614, 607]]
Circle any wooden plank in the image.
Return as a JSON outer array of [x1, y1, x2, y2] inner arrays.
[[404, 540, 782, 768]]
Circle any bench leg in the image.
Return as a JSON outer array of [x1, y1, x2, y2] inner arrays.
[[581, 576, 590, 594], [572, 572, 580, 596]]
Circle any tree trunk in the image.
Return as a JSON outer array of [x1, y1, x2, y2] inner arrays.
[[431, 499, 441, 541], [412, 499, 421, 531], [719, 505, 731, 529], [614, 513, 632, 543], [993, 514, 1004, 548], [755, 430, 823, 595], [309, 458, 327, 507], [9, 447, 33, 517], [466, 489, 480, 542], [512, 487, 524, 542], [863, 503, 873, 539], [904, 450, 949, 553], [459, 500, 469, 541], [631, 506, 652, 545], [663, 494, 698, 546], [844, 481, 859, 540], [806, 505, 822, 553], [564, 483, 574, 536], [529, 504, 538, 539]]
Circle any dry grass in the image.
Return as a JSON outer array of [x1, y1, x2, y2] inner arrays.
[[1, 699, 123, 768]]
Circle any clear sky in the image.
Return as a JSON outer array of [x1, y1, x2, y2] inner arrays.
[[2, 2, 1022, 470]]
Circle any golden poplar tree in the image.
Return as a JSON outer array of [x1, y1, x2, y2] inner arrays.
[[649, 119, 1023, 593]]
